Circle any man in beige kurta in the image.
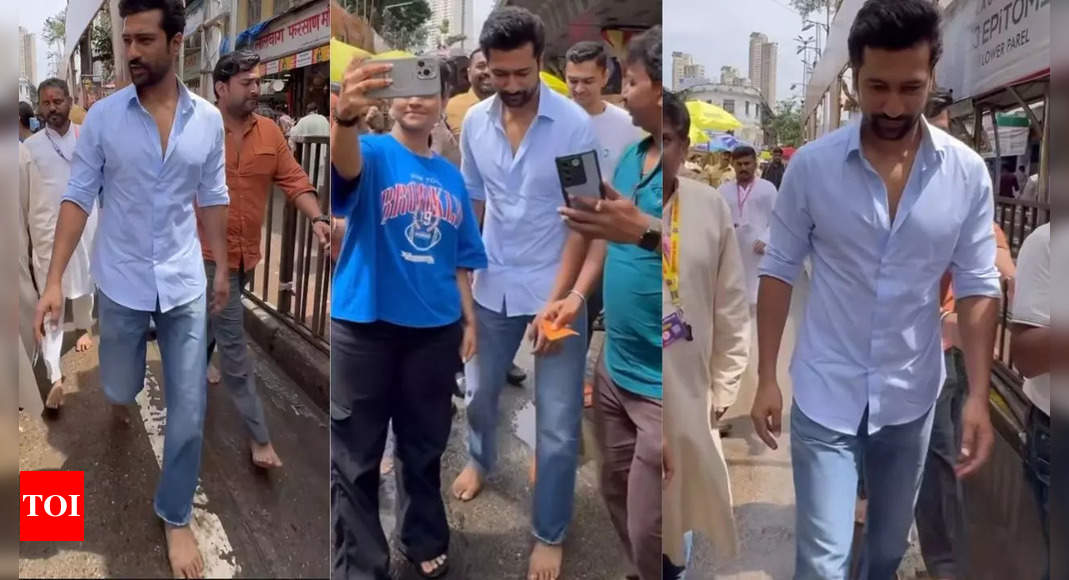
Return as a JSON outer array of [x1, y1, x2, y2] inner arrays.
[[662, 92, 750, 572], [18, 142, 44, 416]]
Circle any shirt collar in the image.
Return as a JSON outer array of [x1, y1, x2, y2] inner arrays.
[[125, 76, 196, 115], [846, 116, 946, 165], [487, 81, 561, 124]]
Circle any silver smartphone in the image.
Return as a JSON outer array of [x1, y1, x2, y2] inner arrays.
[[365, 56, 441, 99], [555, 150, 603, 207]]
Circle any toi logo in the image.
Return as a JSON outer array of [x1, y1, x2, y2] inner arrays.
[[20, 471, 84, 541]]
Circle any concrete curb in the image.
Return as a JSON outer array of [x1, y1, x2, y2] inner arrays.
[[242, 296, 329, 412]]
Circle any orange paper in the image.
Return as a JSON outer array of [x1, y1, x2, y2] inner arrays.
[[539, 319, 579, 341]]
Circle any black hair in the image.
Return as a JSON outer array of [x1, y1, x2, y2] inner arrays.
[[469, 47, 484, 61], [772, 146, 783, 154], [19, 101, 34, 128], [307, 102, 319, 114], [479, 6, 545, 61], [212, 49, 261, 98], [663, 90, 689, 140], [925, 86, 953, 118], [118, 0, 186, 40], [731, 145, 757, 160], [566, 41, 608, 70], [848, 0, 942, 71], [37, 78, 71, 98], [438, 59, 454, 99], [626, 25, 662, 83]]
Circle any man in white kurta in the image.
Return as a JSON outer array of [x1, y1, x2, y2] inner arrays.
[[18, 142, 45, 417], [717, 146, 778, 306], [662, 92, 750, 576], [22, 79, 98, 406]]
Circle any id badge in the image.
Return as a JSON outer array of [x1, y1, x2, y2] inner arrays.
[[662, 311, 692, 347]]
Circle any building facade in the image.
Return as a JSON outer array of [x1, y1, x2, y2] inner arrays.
[[748, 31, 777, 104], [429, 0, 475, 53], [19, 26, 37, 104], [672, 50, 694, 90], [685, 77, 765, 147]]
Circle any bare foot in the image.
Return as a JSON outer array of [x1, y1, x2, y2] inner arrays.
[[527, 542, 563, 580], [380, 455, 394, 476], [165, 524, 204, 579], [45, 381, 65, 410], [111, 404, 132, 427], [75, 333, 93, 352], [207, 363, 221, 385], [419, 553, 449, 577], [451, 464, 483, 501], [251, 441, 283, 469]]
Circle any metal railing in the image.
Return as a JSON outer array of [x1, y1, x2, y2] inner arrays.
[[244, 136, 331, 353], [988, 196, 1050, 450]]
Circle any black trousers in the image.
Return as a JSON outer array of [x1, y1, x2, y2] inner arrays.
[[330, 318, 461, 580], [586, 286, 604, 349]]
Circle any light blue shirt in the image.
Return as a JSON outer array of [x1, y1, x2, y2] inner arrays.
[[63, 80, 229, 313], [460, 82, 599, 315], [759, 120, 1001, 435]]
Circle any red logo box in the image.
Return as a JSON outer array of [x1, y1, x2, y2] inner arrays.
[[20, 471, 84, 542]]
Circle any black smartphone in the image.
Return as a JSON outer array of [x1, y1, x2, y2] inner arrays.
[[555, 150, 603, 207]]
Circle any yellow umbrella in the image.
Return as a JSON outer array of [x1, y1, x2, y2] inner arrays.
[[330, 38, 372, 84], [686, 100, 742, 131], [541, 71, 569, 95], [688, 125, 710, 144]]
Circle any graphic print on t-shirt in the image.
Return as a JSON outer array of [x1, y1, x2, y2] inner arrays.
[[379, 175, 464, 255]]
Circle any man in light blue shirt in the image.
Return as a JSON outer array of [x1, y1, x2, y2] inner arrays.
[[449, 7, 602, 579], [750, 1, 1001, 578], [33, 1, 229, 576]]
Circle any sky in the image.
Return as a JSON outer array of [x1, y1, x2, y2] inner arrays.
[[664, 0, 809, 104], [19, 0, 68, 84]]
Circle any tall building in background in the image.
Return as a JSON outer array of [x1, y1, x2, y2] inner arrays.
[[18, 26, 37, 105], [672, 50, 694, 89], [683, 63, 705, 81], [748, 32, 777, 104], [430, 0, 476, 53]]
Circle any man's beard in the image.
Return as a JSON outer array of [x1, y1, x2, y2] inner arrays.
[[128, 58, 169, 88], [865, 112, 921, 141], [499, 86, 537, 109], [46, 111, 69, 130], [228, 97, 258, 118]]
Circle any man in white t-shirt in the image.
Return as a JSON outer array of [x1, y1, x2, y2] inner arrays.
[[289, 102, 330, 188], [564, 41, 643, 180], [1009, 222, 1050, 577]]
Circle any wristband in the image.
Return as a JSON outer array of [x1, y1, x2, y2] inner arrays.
[[940, 309, 953, 322], [336, 114, 360, 127], [567, 289, 586, 305]]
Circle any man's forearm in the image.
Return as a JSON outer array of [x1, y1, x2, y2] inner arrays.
[[1011, 325, 1050, 378], [293, 191, 323, 219], [571, 240, 606, 298], [547, 232, 590, 303], [456, 269, 476, 325], [45, 201, 90, 289], [956, 295, 999, 398], [756, 276, 793, 380], [331, 122, 363, 180], [473, 200, 485, 227], [199, 205, 230, 272]]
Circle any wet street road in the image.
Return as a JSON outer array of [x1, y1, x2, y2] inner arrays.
[[19, 332, 329, 578]]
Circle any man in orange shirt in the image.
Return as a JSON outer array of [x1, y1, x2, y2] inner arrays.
[[913, 89, 1017, 579], [202, 50, 330, 468]]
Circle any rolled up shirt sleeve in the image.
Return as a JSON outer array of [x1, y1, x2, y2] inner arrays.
[[759, 150, 813, 285], [63, 108, 105, 215], [459, 115, 486, 201], [950, 167, 1001, 299], [196, 122, 230, 208]]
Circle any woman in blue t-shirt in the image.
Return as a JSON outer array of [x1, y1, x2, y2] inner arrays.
[[330, 58, 487, 579]]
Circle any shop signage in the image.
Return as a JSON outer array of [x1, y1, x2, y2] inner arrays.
[[252, 0, 330, 63]]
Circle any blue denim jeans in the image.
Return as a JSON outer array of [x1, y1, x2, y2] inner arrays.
[[463, 300, 587, 544], [97, 290, 208, 526], [662, 530, 693, 579], [1026, 404, 1050, 580], [791, 401, 934, 580]]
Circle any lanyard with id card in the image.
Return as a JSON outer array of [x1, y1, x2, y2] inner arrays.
[[662, 199, 692, 347]]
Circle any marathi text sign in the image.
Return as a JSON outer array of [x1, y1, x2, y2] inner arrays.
[[968, 0, 1050, 95], [252, 0, 330, 63]]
